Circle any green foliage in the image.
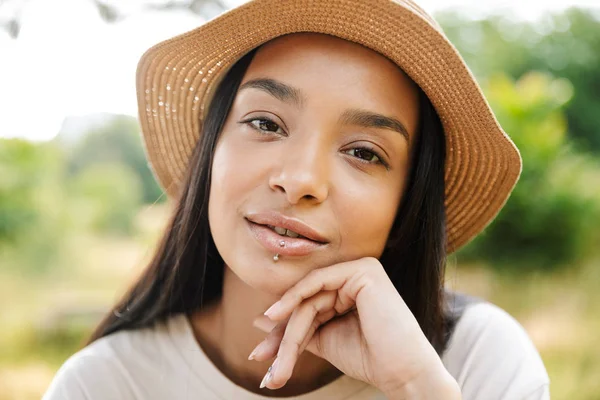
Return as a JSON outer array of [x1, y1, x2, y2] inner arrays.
[[0, 319, 90, 367], [0, 139, 41, 243], [0, 139, 67, 273], [438, 9, 600, 153], [0, 118, 152, 272], [68, 163, 143, 235], [437, 10, 600, 269], [458, 72, 600, 270], [63, 115, 165, 204]]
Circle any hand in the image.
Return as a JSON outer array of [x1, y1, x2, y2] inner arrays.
[[248, 257, 460, 398]]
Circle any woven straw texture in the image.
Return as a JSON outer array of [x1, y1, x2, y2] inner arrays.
[[135, 0, 522, 253]]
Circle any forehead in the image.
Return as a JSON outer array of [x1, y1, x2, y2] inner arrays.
[[241, 33, 420, 134]]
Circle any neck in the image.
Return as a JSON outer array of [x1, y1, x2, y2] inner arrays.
[[189, 264, 342, 397]]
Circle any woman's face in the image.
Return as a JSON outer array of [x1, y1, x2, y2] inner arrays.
[[209, 33, 420, 296]]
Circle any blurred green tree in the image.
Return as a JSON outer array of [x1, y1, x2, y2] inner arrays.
[[61, 115, 165, 204], [458, 72, 600, 270], [68, 163, 143, 235], [0, 139, 67, 272], [438, 9, 600, 153]]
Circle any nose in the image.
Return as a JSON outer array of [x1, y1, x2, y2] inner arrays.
[[268, 141, 330, 205]]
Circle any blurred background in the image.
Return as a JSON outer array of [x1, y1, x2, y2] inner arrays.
[[1, 0, 599, 399]]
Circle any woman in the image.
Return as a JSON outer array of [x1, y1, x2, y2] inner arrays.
[[44, 0, 549, 399]]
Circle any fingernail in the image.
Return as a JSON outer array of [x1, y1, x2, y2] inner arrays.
[[248, 340, 266, 360], [259, 358, 278, 389], [259, 366, 272, 388], [264, 301, 281, 318], [248, 348, 257, 361]]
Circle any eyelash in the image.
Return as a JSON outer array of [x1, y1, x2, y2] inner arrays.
[[241, 117, 389, 168]]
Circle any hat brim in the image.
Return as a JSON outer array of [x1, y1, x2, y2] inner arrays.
[[136, 0, 522, 253]]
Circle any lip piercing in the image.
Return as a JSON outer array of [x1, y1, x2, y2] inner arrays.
[[273, 241, 285, 261]]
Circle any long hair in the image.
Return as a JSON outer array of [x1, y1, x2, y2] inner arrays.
[[87, 47, 448, 352]]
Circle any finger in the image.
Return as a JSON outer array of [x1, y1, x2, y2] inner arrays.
[[253, 312, 333, 359], [299, 307, 336, 351], [248, 321, 285, 362], [303, 309, 357, 358], [253, 315, 277, 333], [284, 291, 336, 357], [264, 258, 384, 321], [265, 291, 336, 389], [267, 308, 353, 367]]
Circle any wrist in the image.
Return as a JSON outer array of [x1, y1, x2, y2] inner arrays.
[[382, 363, 461, 400]]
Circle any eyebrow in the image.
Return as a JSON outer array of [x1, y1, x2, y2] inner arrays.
[[339, 109, 409, 141], [239, 78, 409, 141], [239, 78, 305, 108]]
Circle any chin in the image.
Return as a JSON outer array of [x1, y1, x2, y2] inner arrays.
[[226, 253, 310, 296]]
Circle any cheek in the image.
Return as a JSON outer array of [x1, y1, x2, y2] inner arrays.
[[335, 178, 404, 258], [209, 142, 237, 217], [208, 132, 275, 263], [209, 132, 264, 206], [208, 137, 250, 264]]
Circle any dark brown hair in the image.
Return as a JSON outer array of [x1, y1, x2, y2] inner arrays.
[[87, 47, 449, 352]]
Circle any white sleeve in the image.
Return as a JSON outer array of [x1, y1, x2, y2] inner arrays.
[[523, 385, 550, 400], [42, 348, 135, 400], [442, 302, 550, 400]]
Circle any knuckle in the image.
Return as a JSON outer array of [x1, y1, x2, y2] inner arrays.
[[308, 300, 320, 316], [359, 257, 384, 275], [279, 338, 301, 355], [306, 268, 322, 280], [292, 292, 305, 305]]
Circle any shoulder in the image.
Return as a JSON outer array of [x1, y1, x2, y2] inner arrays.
[[42, 332, 135, 400], [42, 341, 127, 400], [42, 317, 180, 400], [442, 301, 550, 400]]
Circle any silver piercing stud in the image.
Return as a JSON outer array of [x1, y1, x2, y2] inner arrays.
[[273, 254, 279, 261], [279, 240, 285, 247]]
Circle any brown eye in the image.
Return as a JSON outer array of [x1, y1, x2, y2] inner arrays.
[[347, 148, 381, 164], [248, 118, 284, 135]]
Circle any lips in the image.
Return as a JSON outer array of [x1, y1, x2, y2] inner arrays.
[[245, 211, 329, 257], [246, 221, 327, 256], [245, 211, 329, 244]]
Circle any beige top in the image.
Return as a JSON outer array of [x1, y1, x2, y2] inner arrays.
[[43, 302, 550, 399]]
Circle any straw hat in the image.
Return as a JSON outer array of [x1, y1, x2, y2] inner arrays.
[[135, 0, 522, 253]]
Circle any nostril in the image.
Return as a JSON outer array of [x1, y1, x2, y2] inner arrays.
[[269, 172, 329, 204], [273, 184, 286, 194]]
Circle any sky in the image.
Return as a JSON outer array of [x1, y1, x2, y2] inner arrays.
[[1, 0, 598, 141]]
